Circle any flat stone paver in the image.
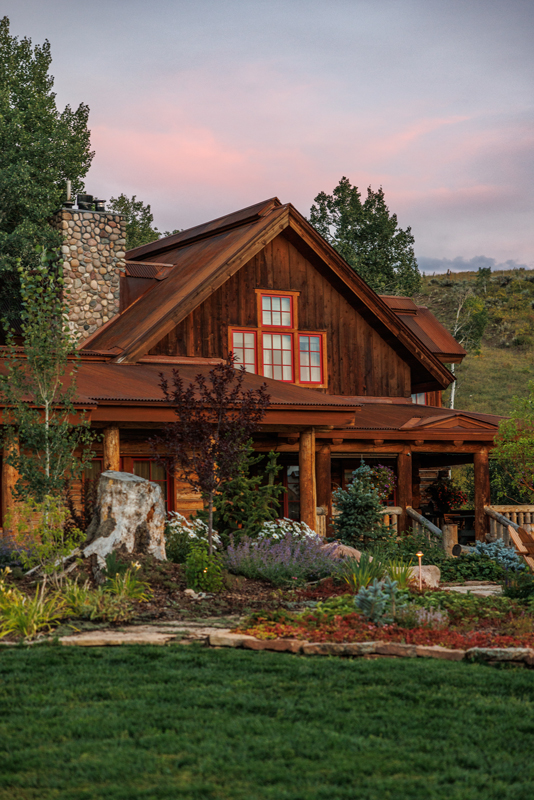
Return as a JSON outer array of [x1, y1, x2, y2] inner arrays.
[[60, 622, 232, 647], [443, 583, 502, 597]]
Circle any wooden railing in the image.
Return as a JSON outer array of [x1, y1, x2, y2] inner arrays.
[[485, 506, 534, 569], [406, 506, 442, 538], [316, 506, 328, 538], [485, 505, 534, 545], [380, 506, 402, 535]]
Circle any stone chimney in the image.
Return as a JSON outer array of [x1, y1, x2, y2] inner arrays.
[[51, 204, 126, 342]]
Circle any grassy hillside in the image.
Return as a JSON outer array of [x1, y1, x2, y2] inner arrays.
[[414, 269, 534, 416]]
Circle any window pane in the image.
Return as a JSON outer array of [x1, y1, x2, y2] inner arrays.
[[133, 461, 150, 480], [273, 364, 282, 380], [311, 367, 322, 382], [272, 297, 281, 311], [264, 350, 272, 364], [273, 334, 281, 349], [300, 337, 309, 351], [262, 309, 271, 325], [281, 311, 291, 326], [283, 365, 292, 380], [151, 462, 166, 481], [244, 333, 255, 348], [264, 364, 273, 378], [263, 333, 272, 348], [301, 351, 309, 366], [272, 311, 281, 326], [282, 349, 292, 365], [311, 351, 321, 366], [281, 297, 291, 312], [282, 335, 292, 349], [233, 331, 243, 347], [262, 296, 271, 310], [310, 336, 320, 351], [300, 365, 310, 382]]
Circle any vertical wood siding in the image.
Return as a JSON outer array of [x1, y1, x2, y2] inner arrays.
[[149, 233, 411, 397]]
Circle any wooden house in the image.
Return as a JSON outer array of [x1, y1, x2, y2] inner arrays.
[[1, 197, 501, 541]]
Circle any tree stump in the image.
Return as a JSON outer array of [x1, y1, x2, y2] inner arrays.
[[84, 471, 166, 565]]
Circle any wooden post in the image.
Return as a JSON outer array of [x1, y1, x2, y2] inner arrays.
[[397, 450, 413, 534], [316, 444, 331, 533], [474, 449, 490, 542], [411, 454, 421, 512], [299, 428, 317, 532], [2, 438, 20, 532], [442, 524, 458, 556], [103, 426, 121, 472]]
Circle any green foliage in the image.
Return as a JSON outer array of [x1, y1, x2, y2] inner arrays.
[[165, 513, 221, 564], [185, 540, 224, 592], [492, 380, 534, 501], [8, 496, 84, 581], [0, 16, 93, 318], [354, 576, 403, 624], [107, 194, 161, 250], [61, 579, 137, 623], [0, 572, 64, 639], [312, 594, 355, 619], [385, 556, 415, 590], [340, 552, 385, 592], [309, 177, 421, 296], [503, 572, 534, 600], [411, 590, 516, 625], [388, 529, 449, 568], [197, 446, 285, 544], [0, 249, 94, 502], [440, 554, 505, 582], [333, 464, 393, 547], [102, 551, 128, 580], [426, 474, 467, 514], [105, 565, 151, 602]]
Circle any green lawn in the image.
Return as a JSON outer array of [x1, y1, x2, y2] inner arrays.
[[1, 645, 534, 799]]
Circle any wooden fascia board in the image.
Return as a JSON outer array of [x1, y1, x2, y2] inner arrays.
[[115, 208, 290, 364], [286, 209, 454, 389]]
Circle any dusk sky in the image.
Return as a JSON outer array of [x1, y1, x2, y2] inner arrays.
[[5, 0, 534, 272]]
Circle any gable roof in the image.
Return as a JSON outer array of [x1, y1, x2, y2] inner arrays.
[[380, 296, 467, 364], [84, 198, 455, 390]]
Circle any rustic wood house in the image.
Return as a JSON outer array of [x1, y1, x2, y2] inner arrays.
[[1, 197, 501, 541]]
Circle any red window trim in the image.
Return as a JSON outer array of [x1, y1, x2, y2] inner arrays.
[[261, 331, 294, 383], [298, 333, 324, 385], [259, 293, 294, 328], [230, 328, 257, 374]]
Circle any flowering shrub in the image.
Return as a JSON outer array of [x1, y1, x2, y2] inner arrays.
[[370, 464, 397, 503], [165, 512, 222, 564], [256, 518, 319, 541], [225, 533, 340, 587], [427, 476, 467, 513]]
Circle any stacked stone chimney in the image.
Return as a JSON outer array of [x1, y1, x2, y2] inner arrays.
[[51, 207, 126, 342]]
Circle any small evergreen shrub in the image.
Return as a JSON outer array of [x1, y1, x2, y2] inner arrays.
[[354, 576, 403, 624], [333, 464, 394, 548], [474, 540, 525, 572]]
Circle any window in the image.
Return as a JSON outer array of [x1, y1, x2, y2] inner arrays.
[[133, 459, 170, 511], [299, 335, 322, 383], [232, 330, 256, 373], [261, 294, 292, 327], [411, 393, 426, 405], [262, 332, 293, 381]]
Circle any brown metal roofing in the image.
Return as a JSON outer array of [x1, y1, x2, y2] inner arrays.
[[124, 262, 174, 280], [126, 197, 282, 261], [348, 402, 500, 432], [381, 296, 466, 363], [75, 361, 361, 408]]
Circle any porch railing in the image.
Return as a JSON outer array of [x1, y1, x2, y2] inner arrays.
[[484, 505, 534, 545], [406, 506, 442, 538], [381, 506, 402, 535]]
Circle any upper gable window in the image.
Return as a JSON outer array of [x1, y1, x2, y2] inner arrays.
[[261, 294, 292, 327]]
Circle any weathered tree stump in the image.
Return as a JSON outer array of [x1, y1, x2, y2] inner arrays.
[[84, 471, 166, 565]]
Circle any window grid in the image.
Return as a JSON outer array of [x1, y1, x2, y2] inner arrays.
[[262, 332, 293, 382], [232, 329, 256, 373], [261, 294, 292, 327], [299, 335, 323, 383]]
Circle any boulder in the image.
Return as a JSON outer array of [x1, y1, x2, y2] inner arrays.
[[408, 565, 440, 588], [325, 543, 364, 560], [83, 470, 166, 566]]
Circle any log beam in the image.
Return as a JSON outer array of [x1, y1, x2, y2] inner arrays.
[[299, 428, 317, 532], [397, 450, 413, 534], [316, 444, 332, 524], [103, 425, 121, 472], [474, 449, 490, 541]]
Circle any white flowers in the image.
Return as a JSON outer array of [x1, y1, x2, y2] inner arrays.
[[256, 518, 320, 542], [166, 512, 222, 547]]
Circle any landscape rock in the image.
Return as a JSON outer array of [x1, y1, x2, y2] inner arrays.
[[209, 632, 258, 647], [302, 641, 381, 656], [327, 544, 363, 560], [374, 642, 418, 657], [83, 471, 166, 566], [415, 645, 465, 661], [408, 565, 440, 588], [242, 638, 303, 653], [466, 647, 533, 663]]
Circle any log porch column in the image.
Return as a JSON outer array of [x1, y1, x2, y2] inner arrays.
[[299, 428, 317, 532], [103, 425, 121, 472], [397, 449, 413, 534], [2, 438, 20, 532], [474, 449, 490, 542], [411, 454, 421, 512], [316, 443, 332, 521]]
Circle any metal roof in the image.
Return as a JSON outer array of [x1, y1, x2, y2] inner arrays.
[[380, 296, 467, 363]]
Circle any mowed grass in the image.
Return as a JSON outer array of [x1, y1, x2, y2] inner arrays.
[[1, 646, 534, 800], [443, 346, 534, 416]]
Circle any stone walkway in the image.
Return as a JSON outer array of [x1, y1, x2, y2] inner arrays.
[[441, 581, 503, 597]]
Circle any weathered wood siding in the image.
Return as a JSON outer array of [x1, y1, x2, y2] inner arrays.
[[149, 233, 411, 397]]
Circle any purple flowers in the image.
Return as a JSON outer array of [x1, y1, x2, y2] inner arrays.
[[225, 534, 340, 587]]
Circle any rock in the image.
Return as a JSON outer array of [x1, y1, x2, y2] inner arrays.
[[83, 471, 166, 566], [374, 642, 418, 658], [324, 543, 364, 560], [242, 638, 303, 653], [302, 641, 381, 656], [408, 565, 440, 588], [209, 632, 258, 648], [466, 647, 533, 663], [415, 645, 465, 661]]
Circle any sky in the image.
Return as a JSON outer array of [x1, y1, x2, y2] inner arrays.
[[4, 0, 534, 272]]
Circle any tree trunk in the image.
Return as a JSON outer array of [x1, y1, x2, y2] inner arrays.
[[208, 491, 214, 556], [449, 363, 456, 409]]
